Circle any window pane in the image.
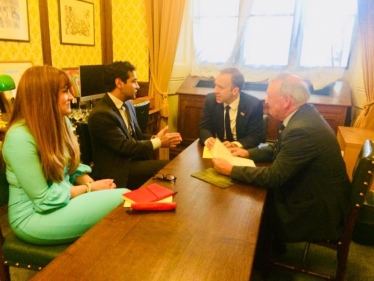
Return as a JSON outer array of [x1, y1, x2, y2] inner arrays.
[[193, 0, 239, 64], [251, 0, 295, 15], [243, 16, 293, 66], [193, 18, 238, 63], [300, 0, 357, 67]]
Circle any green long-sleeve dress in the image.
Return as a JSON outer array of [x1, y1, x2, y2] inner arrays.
[[2, 119, 128, 245]]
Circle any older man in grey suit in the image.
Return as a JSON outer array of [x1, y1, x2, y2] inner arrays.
[[213, 73, 351, 257]]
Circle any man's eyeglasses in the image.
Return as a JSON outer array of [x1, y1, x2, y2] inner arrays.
[[153, 173, 177, 183]]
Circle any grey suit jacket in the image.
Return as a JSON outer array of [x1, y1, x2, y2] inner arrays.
[[199, 92, 263, 148], [87, 94, 153, 187], [231, 104, 351, 242]]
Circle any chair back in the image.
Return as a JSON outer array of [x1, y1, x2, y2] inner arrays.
[[262, 114, 269, 143], [0, 168, 8, 208], [134, 100, 150, 133], [76, 122, 93, 167], [0, 91, 14, 122], [342, 139, 374, 244]]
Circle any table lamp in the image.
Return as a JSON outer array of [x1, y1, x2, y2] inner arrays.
[[0, 74, 15, 92], [0, 74, 15, 125]]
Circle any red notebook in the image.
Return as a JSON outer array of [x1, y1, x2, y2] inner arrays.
[[122, 183, 175, 204]]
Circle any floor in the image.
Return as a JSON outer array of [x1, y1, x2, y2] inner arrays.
[[1, 206, 373, 281]]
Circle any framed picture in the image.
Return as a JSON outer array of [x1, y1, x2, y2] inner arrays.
[[58, 0, 95, 46], [62, 67, 81, 97], [0, 0, 30, 42]]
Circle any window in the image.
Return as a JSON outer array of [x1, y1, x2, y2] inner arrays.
[[192, 0, 357, 75]]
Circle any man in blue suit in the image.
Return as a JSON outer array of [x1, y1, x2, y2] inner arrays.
[[88, 61, 182, 190], [199, 67, 264, 149]]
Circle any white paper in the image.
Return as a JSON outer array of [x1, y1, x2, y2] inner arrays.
[[210, 138, 255, 167]]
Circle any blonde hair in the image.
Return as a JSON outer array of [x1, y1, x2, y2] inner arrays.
[[8, 65, 80, 182]]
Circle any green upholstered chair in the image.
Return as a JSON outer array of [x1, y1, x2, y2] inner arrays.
[[270, 139, 374, 281], [0, 166, 71, 281]]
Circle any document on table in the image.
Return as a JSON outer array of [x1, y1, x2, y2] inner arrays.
[[210, 138, 255, 167]]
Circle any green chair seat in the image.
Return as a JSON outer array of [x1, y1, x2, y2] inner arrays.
[[2, 231, 71, 271]]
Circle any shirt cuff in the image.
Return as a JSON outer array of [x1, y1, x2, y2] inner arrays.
[[232, 141, 243, 148], [151, 136, 161, 150]]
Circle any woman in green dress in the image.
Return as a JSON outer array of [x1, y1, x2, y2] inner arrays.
[[2, 65, 128, 245]]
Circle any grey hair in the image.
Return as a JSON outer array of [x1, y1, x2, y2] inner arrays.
[[269, 72, 310, 104]]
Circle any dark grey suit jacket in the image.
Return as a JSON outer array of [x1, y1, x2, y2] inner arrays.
[[199, 92, 263, 148], [231, 104, 351, 242], [88, 94, 153, 187]]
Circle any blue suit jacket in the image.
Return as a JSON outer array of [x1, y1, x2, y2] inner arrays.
[[199, 91, 263, 148]]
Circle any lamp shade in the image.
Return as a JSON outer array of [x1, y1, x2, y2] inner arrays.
[[0, 74, 15, 91]]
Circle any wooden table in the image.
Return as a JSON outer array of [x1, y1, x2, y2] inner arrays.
[[31, 140, 267, 281], [337, 126, 374, 181]]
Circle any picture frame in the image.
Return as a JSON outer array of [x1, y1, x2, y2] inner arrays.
[[58, 0, 95, 46], [62, 67, 81, 97], [0, 0, 30, 42]]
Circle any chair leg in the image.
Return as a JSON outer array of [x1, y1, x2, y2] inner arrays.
[[0, 261, 10, 281], [0, 228, 10, 281], [335, 244, 350, 281]]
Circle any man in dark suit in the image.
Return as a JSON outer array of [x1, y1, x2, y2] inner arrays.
[[88, 61, 182, 190], [212, 73, 351, 251], [199, 68, 264, 149]]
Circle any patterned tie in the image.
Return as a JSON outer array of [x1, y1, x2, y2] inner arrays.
[[273, 123, 285, 159], [123, 103, 134, 138], [225, 105, 234, 141]]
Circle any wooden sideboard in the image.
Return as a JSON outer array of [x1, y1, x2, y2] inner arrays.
[[171, 75, 352, 159], [337, 126, 374, 182]]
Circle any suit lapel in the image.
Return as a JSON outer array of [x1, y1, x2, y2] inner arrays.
[[103, 94, 132, 139], [216, 103, 225, 140]]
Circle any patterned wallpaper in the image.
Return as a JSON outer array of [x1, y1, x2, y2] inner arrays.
[[112, 0, 149, 81], [49, 0, 102, 69], [0, 0, 43, 65], [0, 0, 149, 81]]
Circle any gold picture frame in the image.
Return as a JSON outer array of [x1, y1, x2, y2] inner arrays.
[[0, 0, 30, 42], [58, 0, 95, 46]]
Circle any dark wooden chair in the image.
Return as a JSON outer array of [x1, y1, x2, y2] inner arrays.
[[76, 121, 94, 168], [134, 100, 150, 133], [270, 139, 374, 281], [0, 169, 70, 281]]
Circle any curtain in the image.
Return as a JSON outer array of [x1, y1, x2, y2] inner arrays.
[[144, 0, 186, 159], [353, 0, 374, 129], [145, 0, 186, 120]]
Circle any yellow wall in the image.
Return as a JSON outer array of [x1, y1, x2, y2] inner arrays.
[[49, 0, 102, 69], [0, 0, 43, 65], [112, 0, 149, 81], [0, 0, 149, 80]]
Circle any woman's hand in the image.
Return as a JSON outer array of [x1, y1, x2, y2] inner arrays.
[[90, 179, 116, 191]]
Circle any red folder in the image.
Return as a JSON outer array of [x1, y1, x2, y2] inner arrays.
[[122, 183, 176, 203]]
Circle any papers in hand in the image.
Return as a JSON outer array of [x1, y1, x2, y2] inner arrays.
[[210, 138, 255, 167]]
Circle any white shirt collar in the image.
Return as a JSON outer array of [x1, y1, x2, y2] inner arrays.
[[224, 95, 240, 111], [108, 92, 124, 110], [283, 109, 298, 127]]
